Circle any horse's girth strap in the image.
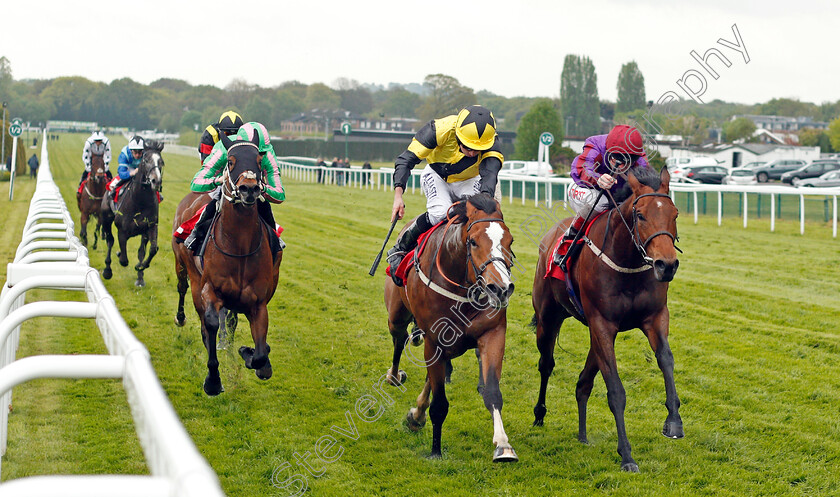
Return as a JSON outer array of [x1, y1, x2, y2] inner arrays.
[[415, 266, 472, 303], [584, 237, 651, 273]]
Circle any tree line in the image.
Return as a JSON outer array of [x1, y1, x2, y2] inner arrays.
[[2, 54, 840, 164]]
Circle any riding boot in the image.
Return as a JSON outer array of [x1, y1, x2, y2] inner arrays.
[[184, 199, 218, 254], [77, 170, 89, 202], [257, 199, 283, 257], [387, 217, 426, 287], [554, 216, 586, 269]]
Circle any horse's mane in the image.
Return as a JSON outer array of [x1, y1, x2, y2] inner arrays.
[[448, 193, 500, 224], [144, 140, 164, 153], [613, 166, 661, 203]]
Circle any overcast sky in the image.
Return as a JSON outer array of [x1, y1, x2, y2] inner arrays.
[[4, 0, 838, 106]]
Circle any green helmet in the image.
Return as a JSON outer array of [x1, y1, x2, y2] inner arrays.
[[236, 122, 271, 153]]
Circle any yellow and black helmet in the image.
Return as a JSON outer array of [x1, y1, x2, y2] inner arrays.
[[217, 111, 244, 133], [455, 105, 496, 151]]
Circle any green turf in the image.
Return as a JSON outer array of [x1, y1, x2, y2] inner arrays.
[[1, 133, 839, 496]]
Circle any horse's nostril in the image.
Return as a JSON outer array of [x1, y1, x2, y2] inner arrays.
[[506, 283, 515, 297], [654, 260, 667, 272]]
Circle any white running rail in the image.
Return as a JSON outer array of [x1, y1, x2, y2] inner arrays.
[[277, 161, 839, 237], [0, 132, 225, 497]]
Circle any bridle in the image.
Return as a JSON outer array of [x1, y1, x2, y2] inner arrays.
[[211, 141, 267, 257], [429, 213, 513, 294], [604, 190, 681, 266], [220, 142, 264, 206]]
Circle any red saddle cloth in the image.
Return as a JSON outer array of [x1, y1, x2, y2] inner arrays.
[[172, 204, 285, 240], [107, 178, 162, 203], [544, 211, 607, 281], [385, 220, 445, 283]]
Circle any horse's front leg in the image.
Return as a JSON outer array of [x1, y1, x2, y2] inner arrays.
[[102, 216, 114, 279], [136, 226, 159, 271], [201, 285, 224, 396], [92, 215, 101, 250], [174, 252, 189, 326], [533, 301, 566, 427], [117, 230, 130, 267], [135, 233, 148, 287], [478, 326, 518, 462], [426, 350, 449, 458], [239, 303, 272, 380], [643, 308, 684, 439], [79, 211, 89, 247], [590, 316, 638, 472], [386, 288, 412, 386]]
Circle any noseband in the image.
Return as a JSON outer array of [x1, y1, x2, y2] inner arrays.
[[629, 193, 681, 265], [221, 142, 263, 205], [465, 218, 514, 284], [431, 216, 513, 293]]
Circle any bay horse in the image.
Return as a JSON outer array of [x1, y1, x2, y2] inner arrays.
[[384, 194, 518, 461], [172, 132, 281, 396], [101, 140, 164, 287], [77, 152, 107, 248], [531, 166, 681, 472]]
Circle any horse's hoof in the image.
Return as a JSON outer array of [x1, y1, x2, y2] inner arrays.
[[533, 404, 547, 426], [203, 377, 224, 396], [427, 451, 442, 460], [175, 314, 185, 327], [119, 259, 128, 267], [256, 364, 273, 380], [135, 279, 145, 287], [663, 420, 684, 439], [102, 268, 112, 280], [621, 462, 640, 473], [405, 408, 425, 432], [410, 330, 423, 347], [387, 369, 407, 386], [493, 445, 519, 463]]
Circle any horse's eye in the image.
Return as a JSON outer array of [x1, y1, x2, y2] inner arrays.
[[469, 238, 478, 248], [636, 212, 646, 222]]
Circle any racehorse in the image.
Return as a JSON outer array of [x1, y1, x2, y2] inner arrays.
[[531, 166, 681, 472], [101, 140, 164, 287], [384, 194, 518, 461], [77, 152, 107, 248], [172, 131, 281, 396]]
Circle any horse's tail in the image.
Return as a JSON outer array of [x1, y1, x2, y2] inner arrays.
[[529, 313, 538, 329]]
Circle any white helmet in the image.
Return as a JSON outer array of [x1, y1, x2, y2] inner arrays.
[[128, 136, 145, 150], [92, 131, 105, 141]]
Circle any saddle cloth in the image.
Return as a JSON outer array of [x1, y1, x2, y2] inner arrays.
[[172, 204, 284, 240], [544, 211, 607, 281], [386, 220, 445, 284], [107, 178, 162, 203]]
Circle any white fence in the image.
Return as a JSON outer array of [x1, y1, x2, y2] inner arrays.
[[277, 161, 839, 238], [0, 133, 224, 496]]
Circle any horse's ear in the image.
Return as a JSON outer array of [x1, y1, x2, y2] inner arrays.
[[220, 132, 234, 150], [659, 166, 671, 193], [250, 131, 260, 148]]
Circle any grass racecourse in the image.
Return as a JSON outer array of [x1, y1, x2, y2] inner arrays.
[[0, 133, 839, 496]]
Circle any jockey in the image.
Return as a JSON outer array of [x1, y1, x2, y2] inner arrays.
[[386, 105, 503, 286], [198, 110, 244, 162], [183, 121, 285, 256], [108, 135, 145, 199], [554, 124, 650, 269], [79, 130, 112, 188]]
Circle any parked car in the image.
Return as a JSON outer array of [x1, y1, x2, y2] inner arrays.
[[723, 168, 757, 185], [684, 165, 729, 184], [739, 161, 765, 170], [666, 156, 719, 182], [795, 170, 840, 188], [752, 159, 807, 183], [499, 160, 555, 177], [780, 160, 840, 184]]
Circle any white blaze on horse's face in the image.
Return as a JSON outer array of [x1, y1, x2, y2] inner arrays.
[[148, 153, 163, 189], [484, 223, 511, 289]]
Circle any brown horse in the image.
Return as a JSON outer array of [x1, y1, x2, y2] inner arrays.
[[384, 194, 518, 461], [77, 152, 108, 249], [172, 132, 281, 396], [101, 140, 164, 286], [531, 166, 681, 472]]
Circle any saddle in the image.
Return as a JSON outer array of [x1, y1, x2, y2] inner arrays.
[[386, 220, 445, 285], [545, 211, 607, 282]]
